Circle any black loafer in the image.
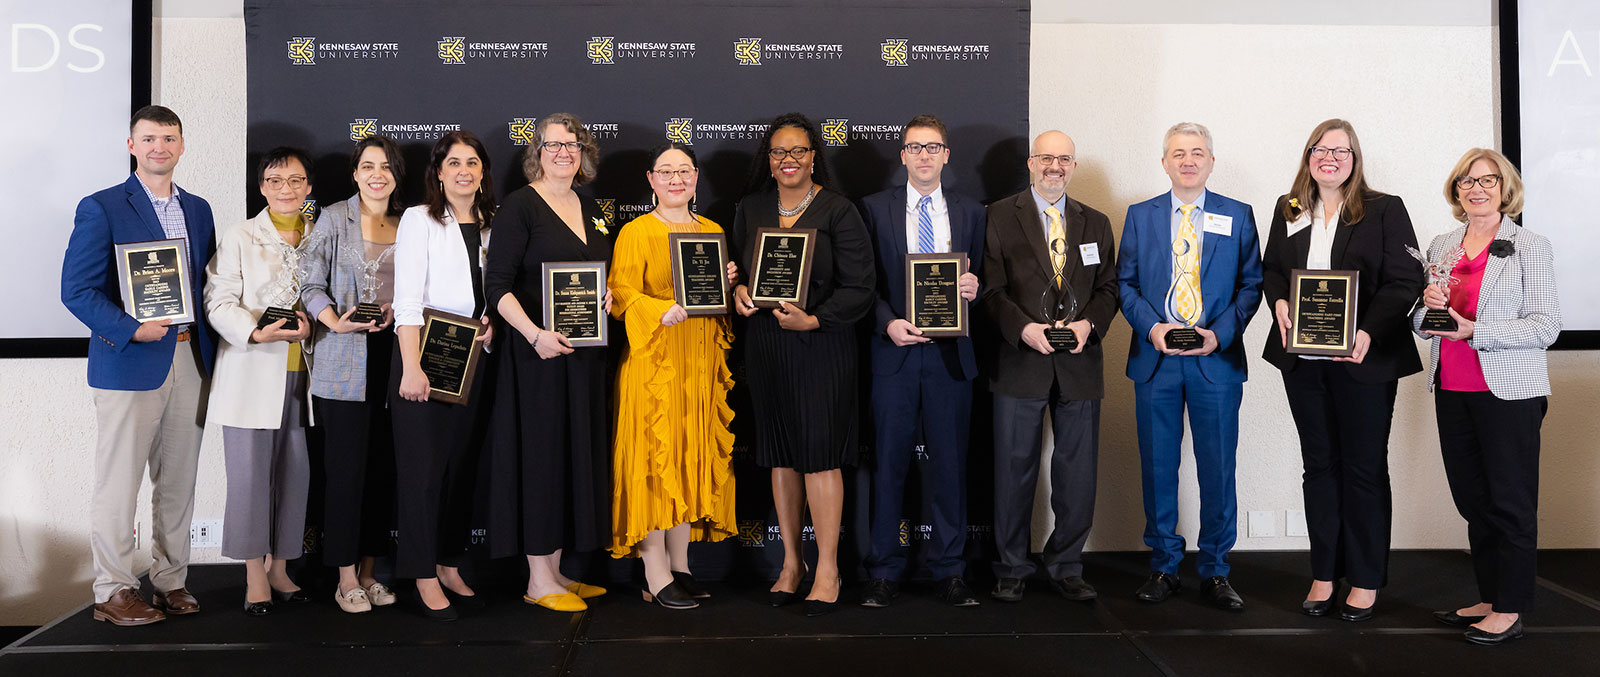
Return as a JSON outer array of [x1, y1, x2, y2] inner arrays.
[[1201, 576, 1245, 612], [1050, 576, 1098, 602], [935, 577, 979, 607], [859, 578, 899, 608], [642, 581, 699, 609], [1135, 572, 1181, 603], [242, 600, 274, 616], [671, 571, 710, 599], [1339, 603, 1374, 622], [1434, 609, 1489, 627], [991, 577, 1025, 602], [1464, 619, 1524, 646], [272, 588, 311, 604]]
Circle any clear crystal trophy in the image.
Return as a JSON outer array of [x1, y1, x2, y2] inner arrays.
[[1040, 237, 1079, 350], [344, 243, 395, 326], [1406, 243, 1466, 332], [1163, 238, 1204, 350], [256, 225, 328, 332]]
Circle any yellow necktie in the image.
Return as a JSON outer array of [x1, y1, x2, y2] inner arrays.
[[1175, 205, 1202, 325], [1046, 205, 1065, 288]]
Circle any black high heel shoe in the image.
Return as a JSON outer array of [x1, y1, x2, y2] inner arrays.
[[804, 578, 842, 617], [769, 565, 809, 607], [672, 571, 711, 599], [642, 581, 699, 609], [413, 590, 459, 622]]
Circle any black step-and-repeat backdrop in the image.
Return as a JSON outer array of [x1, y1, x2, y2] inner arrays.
[[246, 0, 1029, 582]]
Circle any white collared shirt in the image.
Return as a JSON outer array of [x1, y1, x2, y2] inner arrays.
[[905, 183, 951, 253], [392, 204, 486, 326], [1306, 201, 1341, 270]]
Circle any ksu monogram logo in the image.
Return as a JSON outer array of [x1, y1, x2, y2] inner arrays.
[[508, 118, 537, 146], [299, 199, 317, 221], [734, 37, 761, 65], [898, 519, 910, 546], [694, 244, 704, 254], [596, 199, 616, 225], [822, 118, 848, 147], [587, 36, 614, 64], [665, 118, 693, 144], [1317, 280, 1329, 292], [349, 119, 377, 141], [438, 36, 465, 64], [569, 273, 580, 285], [446, 325, 457, 338], [287, 37, 315, 65], [147, 252, 159, 264], [880, 38, 908, 66], [931, 264, 941, 275], [737, 520, 765, 547]]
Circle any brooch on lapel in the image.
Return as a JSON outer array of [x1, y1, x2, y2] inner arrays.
[[592, 216, 610, 236], [1288, 197, 1301, 210], [1488, 239, 1515, 258]]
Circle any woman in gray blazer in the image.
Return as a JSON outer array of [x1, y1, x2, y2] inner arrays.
[[1414, 148, 1561, 646], [301, 134, 405, 613]]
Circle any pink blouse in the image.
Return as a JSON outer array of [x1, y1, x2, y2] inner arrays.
[[1439, 246, 1489, 392]]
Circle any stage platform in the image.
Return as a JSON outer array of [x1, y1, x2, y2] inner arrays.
[[5, 550, 1599, 675]]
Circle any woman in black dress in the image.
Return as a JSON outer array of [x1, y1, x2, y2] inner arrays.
[[485, 112, 614, 612], [729, 113, 875, 616]]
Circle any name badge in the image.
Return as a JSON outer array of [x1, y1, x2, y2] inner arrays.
[[1203, 213, 1233, 236], [1079, 242, 1100, 266]]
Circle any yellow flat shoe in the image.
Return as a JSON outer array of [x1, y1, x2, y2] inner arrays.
[[565, 582, 608, 599], [523, 592, 586, 612]]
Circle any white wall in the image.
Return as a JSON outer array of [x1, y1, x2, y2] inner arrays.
[[4, 1, 1596, 626]]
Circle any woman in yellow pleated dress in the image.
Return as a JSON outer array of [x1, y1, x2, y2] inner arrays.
[[609, 142, 735, 609]]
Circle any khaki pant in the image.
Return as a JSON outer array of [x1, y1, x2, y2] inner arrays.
[[90, 342, 207, 603]]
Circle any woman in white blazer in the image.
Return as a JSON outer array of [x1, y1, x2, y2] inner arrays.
[[203, 147, 315, 615], [1414, 148, 1561, 646]]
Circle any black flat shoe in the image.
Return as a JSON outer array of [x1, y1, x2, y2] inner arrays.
[[444, 588, 485, 611], [242, 600, 274, 616], [271, 588, 311, 604], [642, 582, 699, 609], [1201, 576, 1245, 612], [671, 571, 710, 599], [1135, 572, 1181, 603], [1339, 603, 1374, 622], [1302, 597, 1335, 617], [1434, 609, 1489, 627], [1464, 619, 1524, 646], [859, 578, 899, 608], [414, 593, 458, 622], [935, 577, 979, 607]]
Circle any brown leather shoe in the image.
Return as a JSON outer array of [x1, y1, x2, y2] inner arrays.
[[92, 588, 167, 626], [154, 588, 201, 615]]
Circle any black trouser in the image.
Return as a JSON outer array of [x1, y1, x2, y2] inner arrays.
[[1436, 389, 1546, 614], [389, 348, 485, 580], [1282, 360, 1397, 589], [316, 331, 396, 568], [991, 387, 1099, 581]]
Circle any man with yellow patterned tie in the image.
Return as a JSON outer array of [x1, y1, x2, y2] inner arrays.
[[979, 130, 1121, 603], [1116, 123, 1262, 611]]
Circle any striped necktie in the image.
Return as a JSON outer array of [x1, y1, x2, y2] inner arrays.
[[916, 195, 934, 254]]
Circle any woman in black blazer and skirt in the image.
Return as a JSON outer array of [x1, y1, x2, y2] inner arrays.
[[1260, 119, 1424, 622], [728, 113, 875, 616]]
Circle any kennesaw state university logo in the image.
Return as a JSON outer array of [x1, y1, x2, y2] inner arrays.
[[508, 118, 537, 146], [596, 199, 616, 225], [898, 519, 911, 546], [734, 37, 761, 65], [587, 36, 614, 64], [881, 38, 908, 66], [737, 520, 765, 547], [438, 36, 465, 64], [349, 119, 377, 141], [287, 37, 315, 65], [822, 118, 848, 147], [299, 199, 318, 221], [666, 118, 693, 144]]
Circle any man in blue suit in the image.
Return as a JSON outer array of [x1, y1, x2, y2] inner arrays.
[[61, 105, 216, 625], [1117, 122, 1262, 611], [858, 115, 984, 608]]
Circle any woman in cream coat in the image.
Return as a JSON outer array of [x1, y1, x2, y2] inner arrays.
[[204, 147, 315, 615]]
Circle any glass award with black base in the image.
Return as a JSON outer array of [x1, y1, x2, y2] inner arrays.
[[1406, 244, 1465, 332], [1163, 238, 1205, 351], [1041, 238, 1079, 351], [347, 243, 395, 326]]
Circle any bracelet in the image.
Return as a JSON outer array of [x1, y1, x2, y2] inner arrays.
[[532, 329, 541, 348]]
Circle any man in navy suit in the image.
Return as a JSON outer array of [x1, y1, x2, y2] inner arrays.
[[858, 115, 984, 608], [1116, 122, 1262, 611], [61, 105, 217, 625]]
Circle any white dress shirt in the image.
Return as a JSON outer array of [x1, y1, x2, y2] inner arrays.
[[905, 183, 952, 253], [392, 204, 486, 326], [1306, 201, 1340, 270]]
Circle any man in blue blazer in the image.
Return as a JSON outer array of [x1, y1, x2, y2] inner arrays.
[[61, 105, 216, 625], [858, 115, 984, 608], [1116, 123, 1262, 611]]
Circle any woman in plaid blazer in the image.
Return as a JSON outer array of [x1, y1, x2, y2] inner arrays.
[[1414, 148, 1562, 646]]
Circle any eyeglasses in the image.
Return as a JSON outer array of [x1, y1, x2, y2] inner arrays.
[[1309, 146, 1354, 161], [652, 168, 696, 180], [263, 176, 307, 190], [1455, 174, 1502, 190], [768, 146, 814, 161], [1030, 154, 1074, 166], [903, 142, 947, 155], [540, 141, 584, 153]]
